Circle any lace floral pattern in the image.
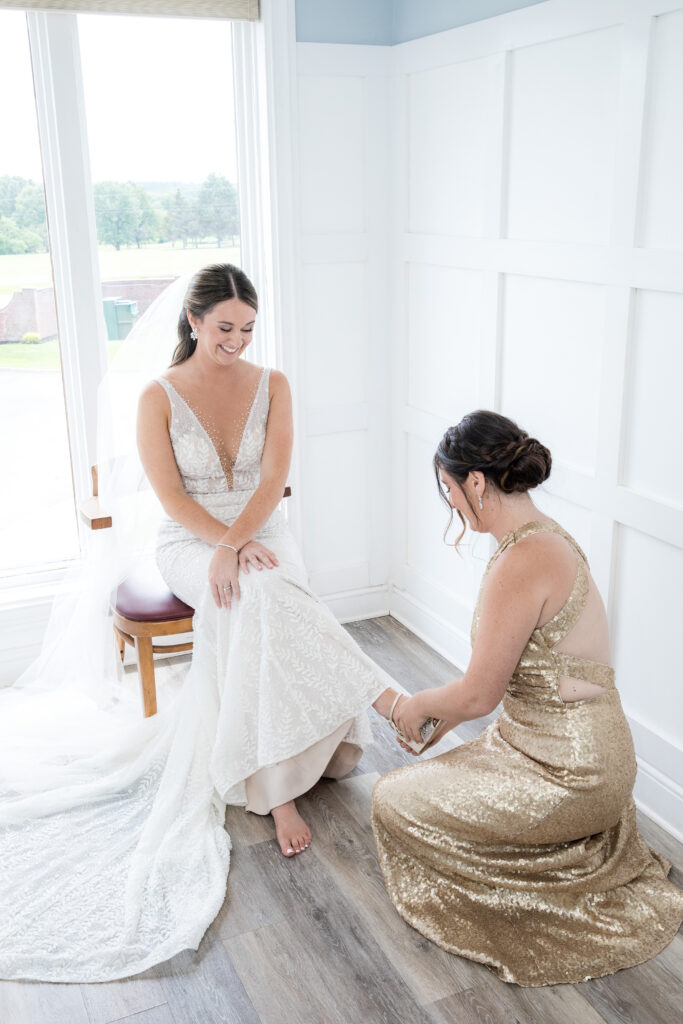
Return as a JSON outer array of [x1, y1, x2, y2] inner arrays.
[[0, 362, 394, 982], [172, 430, 216, 480]]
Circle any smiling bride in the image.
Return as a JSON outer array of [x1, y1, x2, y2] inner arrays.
[[138, 263, 405, 857], [0, 264, 408, 983]]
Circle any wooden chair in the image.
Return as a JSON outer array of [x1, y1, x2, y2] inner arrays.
[[80, 467, 290, 718]]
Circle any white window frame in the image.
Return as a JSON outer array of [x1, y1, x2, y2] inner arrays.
[[0, 0, 300, 603]]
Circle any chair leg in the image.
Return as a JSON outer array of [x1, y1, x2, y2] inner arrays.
[[114, 626, 126, 662], [135, 636, 158, 718]]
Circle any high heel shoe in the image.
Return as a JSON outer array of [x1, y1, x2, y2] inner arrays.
[[388, 693, 448, 754]]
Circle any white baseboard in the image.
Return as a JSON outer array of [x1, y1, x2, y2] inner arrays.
[[633, 759, 683, 845], [628, 711, 683, 843], [322, 584, 390, 623]]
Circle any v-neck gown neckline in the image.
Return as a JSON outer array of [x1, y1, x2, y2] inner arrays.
[[159, 367, 266, 491]]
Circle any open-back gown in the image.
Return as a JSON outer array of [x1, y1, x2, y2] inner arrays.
[[372, 520, 683, 986]]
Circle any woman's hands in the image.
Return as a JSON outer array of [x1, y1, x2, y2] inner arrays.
[[239, 540, 279, 574], [208, 540, 280, 609], [208, 546, 240, 610], [392, 692, 431, 750]]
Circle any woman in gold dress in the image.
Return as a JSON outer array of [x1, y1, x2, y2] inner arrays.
[[372, 410, 683, 986]]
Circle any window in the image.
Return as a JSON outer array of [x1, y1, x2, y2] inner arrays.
[[0, 9, 242, 580], [0, 10, 79, 576], [78, 14, 240, 356]]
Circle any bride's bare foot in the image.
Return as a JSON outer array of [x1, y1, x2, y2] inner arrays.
[[271, 800, 311, 857]]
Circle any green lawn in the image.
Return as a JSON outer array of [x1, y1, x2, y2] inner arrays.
[[0, 338, 123, 370], [0, 240, 241, 368], [0, 241, 240, 293]]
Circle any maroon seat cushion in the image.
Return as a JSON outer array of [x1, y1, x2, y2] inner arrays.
[[114, 557, 194, 622]]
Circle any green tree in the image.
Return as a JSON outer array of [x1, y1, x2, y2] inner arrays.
[[196, 174, 238, 247], [94, 181, 137, 250], [0, 176, 30, 219], [167, 188, 196, 248], [131, 184, 159, 248], [14, 183, 48, 249], [0, 215, 42, 255]]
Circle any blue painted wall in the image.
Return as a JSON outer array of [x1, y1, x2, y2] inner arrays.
[[295, 0, 393, 46], [392, 0, 547, 43], [295, 0, 547, 45]]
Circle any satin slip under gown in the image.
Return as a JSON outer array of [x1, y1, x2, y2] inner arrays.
[[372, 520, 683, 986]]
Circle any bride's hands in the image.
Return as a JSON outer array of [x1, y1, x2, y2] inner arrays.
[[238, 540, 279, 574], [208, 546, 240, 610]]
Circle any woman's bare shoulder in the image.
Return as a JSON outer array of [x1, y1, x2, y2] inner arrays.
[[267, 367, 291, 395], [138, 378, 171, 416], [492, 528, 577, 592]]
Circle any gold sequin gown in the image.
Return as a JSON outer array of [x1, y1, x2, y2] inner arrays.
[[372, 521, 683, 986]]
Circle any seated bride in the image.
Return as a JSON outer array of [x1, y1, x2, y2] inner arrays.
[[0, 263, 409, 983], [137, 262, 405, 857]]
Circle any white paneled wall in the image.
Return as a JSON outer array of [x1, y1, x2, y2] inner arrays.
[[638, 9, 683, 250], [293, 0, 683, 839], [295, 45, 393, 618], [505, 26, 622, 245], [388, 0, 683, 839]]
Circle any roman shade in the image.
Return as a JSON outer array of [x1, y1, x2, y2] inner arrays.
[[0, 1, 258, 18]]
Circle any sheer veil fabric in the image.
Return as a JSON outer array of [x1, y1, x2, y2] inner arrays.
[[0, 274, 401, 981], [0, 276, 236, 980]]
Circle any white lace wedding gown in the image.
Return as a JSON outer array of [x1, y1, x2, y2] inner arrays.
[[0, 365, 395, 982]]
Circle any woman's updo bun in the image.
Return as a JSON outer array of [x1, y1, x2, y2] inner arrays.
[[490, 435, 552, 493], [434, 411, 552, 545]]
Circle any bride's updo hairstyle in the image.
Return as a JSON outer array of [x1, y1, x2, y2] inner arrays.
[[172, 263, 258, 365], [434, 410, 552, 547]]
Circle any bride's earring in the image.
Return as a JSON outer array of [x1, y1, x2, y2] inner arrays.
[[478, 493, 483, 510], [190, 328, 198, 341]]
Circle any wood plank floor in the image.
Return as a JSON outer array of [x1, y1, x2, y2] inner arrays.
[[1, 616, 681, 1024]]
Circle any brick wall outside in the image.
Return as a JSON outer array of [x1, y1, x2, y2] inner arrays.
[[0, 277, 176, 343]]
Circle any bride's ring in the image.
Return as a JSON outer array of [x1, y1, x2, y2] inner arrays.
[[223, 585, 232, 591]]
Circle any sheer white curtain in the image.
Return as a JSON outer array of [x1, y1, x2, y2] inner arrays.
[[0, 0, 300, 985]]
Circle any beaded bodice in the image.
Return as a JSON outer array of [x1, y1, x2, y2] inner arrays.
[[471, 520, 615, 708], [155, 368, 270, 498]]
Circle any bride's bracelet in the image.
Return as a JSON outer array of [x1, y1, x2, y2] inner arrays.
[[216, 542, 240, 555]]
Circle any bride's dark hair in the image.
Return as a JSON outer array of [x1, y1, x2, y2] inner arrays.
[[434, 410, 552, 548], [171, 263, 258, 366]]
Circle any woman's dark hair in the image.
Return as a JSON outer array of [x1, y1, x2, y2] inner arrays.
[[171, 263, 258, 365], [434, 410, 552, 547]]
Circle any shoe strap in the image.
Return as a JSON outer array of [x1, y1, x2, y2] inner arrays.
[[389, 692, 403, 727]]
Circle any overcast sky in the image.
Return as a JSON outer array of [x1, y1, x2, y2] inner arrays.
[[1, 10, 238, 186]]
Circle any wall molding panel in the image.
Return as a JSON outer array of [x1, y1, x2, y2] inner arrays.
[[294, 41, 393, 592], [382, 0, 683, 838]]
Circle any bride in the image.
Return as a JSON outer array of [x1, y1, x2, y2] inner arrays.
[[0, 263, 407, 982], [138, 262, 404, 856]]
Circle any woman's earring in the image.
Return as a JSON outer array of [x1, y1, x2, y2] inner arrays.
[[190, 328, 198, 341], [478, 493, 483, 510]]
